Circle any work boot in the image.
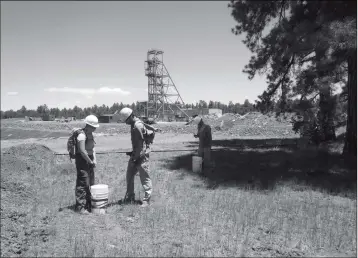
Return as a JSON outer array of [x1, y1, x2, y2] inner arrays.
[[140, 199, 150, 207], [121, 194, 136, 205], [79, 209, 90, 215], [85, 203, 92, 212]]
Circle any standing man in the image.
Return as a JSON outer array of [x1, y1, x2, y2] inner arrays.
[[193, 116, 212, 174], [119, 107, 152, 207]]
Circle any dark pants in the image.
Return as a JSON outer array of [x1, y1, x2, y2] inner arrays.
[[75, 154, 94, 211]]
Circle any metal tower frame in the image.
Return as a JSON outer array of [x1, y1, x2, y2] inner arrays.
[[144, 49, 189, 121]]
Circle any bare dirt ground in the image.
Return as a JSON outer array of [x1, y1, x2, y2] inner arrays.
[[1, 118, 356, 257], [1, 112, 297, 138], [1, 113, 299, 154]]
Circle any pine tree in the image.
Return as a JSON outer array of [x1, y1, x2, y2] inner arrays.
[[229, 0, 356, 155]]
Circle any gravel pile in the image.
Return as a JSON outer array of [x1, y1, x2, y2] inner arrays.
[[200, 112, 296, 137]]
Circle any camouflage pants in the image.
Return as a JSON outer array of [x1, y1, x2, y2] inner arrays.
[[126, 153, 152, 202], [75, 154, 95, 211]]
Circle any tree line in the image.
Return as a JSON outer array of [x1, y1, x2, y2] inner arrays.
[[1, 96, 346, 128], [0, 99, 257, 119]]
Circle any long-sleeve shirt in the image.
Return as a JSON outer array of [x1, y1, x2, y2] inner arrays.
[[197, 123, 212, 148], [131, 118, 148, 160]]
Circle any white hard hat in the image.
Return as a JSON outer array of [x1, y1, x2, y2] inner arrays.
[[119, 107, 133, 122], [84, 115, 99, 128], [192, 116, 202, 125]]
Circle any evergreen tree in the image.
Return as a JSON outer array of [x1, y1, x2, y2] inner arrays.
[[229, 0, 356, 155]]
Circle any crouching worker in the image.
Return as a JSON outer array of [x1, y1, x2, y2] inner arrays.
[[74, 115, 99, 215], [193, 116, 213, 174], [119, 107, 153, 207]]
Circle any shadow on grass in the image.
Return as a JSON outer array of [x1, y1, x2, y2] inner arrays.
[[58, 204, 76, 212], [165, 138, 356, 198], [185, 138, 301, 150], [58, 200, 143, 212]]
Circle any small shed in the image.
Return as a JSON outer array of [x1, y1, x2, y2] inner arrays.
[[98, 114, 113, 123], [209, 108, 222, 116], [99, 111, 122, 123]]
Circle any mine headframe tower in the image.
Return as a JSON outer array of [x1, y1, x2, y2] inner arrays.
[[144, 49, 189, 121]]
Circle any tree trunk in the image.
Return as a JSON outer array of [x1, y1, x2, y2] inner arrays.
[[315, 50, 337, 142], [343, 49, 357, 156], [318, 89, 337, 141]]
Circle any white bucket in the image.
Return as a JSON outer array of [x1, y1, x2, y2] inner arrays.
[[192, 156, 203, 173], [90, 184, 109, 211]]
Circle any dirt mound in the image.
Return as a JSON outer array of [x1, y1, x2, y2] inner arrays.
[[203, 112, 293, 127], [149, 112, 295, 137], [199, 112, 295, 137], [1, 144, 55, 257], [2, 143, 53, 155]]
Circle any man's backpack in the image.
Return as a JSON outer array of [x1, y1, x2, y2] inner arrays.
[[67, 128, 86, 160], [135, 121, 158, 146]]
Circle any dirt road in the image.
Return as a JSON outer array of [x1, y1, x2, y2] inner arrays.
[[1, 132, 300, 154]]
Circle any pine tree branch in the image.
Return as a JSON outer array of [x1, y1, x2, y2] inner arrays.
[[267, 54, 296, 96], [279, 0, 286, 22], [299, 56, 316, 65], [310, 93, 320, 101], [298, 51, 316, 64]]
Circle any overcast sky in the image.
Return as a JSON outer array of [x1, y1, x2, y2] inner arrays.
[[1, 1, 268, 111]]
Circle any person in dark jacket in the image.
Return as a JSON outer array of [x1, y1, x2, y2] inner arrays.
[[75, 115, 99, 215], [193, 116, 213, 174]]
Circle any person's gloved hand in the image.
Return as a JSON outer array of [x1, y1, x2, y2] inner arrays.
[[131, 157, 141, 165], [89, 161, 96, 168], [126, 151, 133, 156], [194, 134, 199, 138]]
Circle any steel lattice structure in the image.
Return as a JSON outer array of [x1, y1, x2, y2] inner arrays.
[[144, 49, 189, 121]]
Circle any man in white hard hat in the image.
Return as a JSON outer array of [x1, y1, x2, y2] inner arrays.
[[75, 115, 99, 215], [119, 107, 152, 207], [193, 115, 212, 174]]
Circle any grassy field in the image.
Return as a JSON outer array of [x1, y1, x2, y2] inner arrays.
[[1, 128, 356, 257], [0, 120, 355, 257]]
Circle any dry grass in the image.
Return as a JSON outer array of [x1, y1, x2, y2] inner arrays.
[[1, 137, 356, 257]]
